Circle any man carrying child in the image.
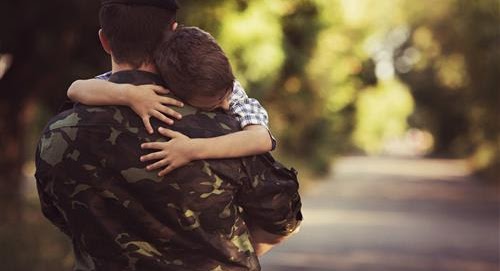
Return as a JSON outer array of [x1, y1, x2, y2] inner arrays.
[[35, 0, 302, 270]]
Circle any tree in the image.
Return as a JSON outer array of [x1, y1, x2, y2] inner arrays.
[[0, 0, 104, 223], [395, 0, 500, 179]]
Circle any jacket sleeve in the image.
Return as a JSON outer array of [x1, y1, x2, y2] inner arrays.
[[34, 143, 72, 237], [35, 177, 72, 237], [237, 154, 302, 236]]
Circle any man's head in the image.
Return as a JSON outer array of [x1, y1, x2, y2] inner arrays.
[[99, 0, 179, 69], [155, 27, 235, 111]]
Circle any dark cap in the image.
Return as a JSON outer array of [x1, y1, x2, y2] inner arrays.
[[101, 0, 179, 11]]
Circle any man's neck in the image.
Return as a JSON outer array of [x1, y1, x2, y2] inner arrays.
[[111, 59, 158, 74]]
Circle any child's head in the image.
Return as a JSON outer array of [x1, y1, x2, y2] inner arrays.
[[155, 26, 234, 111]]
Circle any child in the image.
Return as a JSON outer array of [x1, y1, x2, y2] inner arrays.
[[67, 26, 276, 176]]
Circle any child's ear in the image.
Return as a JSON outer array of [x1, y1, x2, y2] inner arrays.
[[221, 98, 231, 111], [98, 29, 112, 55]]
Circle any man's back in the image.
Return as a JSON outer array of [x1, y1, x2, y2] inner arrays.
[[35, 71, 301, 271]]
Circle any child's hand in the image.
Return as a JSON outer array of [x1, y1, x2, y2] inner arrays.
[[140, 127, 195, 176], [125, 84, 184, 134]]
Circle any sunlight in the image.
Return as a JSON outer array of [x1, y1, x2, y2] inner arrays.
[[353, 79, 415, 154], [219, 0, 284, 86], [340, 0, 368, 26], [436, 53, 469, 90]]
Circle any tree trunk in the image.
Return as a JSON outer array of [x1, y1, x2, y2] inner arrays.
[[0, 99, 24, 225], [0, 40, 33, 225]]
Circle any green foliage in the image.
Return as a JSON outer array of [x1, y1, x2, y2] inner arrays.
[[354, 80, 414, 153], [396, 0, 500, 178], [177, 0, 499, 176], [1, 0, 497, 188], [181, 0, 340, 173], [1, 0, 496, 179]]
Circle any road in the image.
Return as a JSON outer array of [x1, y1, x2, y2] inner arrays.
[[260, 156, 499, 271]]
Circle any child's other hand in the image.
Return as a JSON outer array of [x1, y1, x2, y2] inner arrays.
[[140, 127, 194, 176], [126, 84, 184, 134]]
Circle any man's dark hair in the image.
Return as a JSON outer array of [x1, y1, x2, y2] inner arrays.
[[155, 26, 235, 102], [99, 4, 177, 68]]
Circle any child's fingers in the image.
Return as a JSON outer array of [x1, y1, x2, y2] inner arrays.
[[141, 142, 166, 150], [149, 85, 169, 95], [158, 127, 183, 138], [160, 96, 184, 108], [157, 105, 182, 120], [141, 116, 154, 134], [146, 159, 169, 171], [140, 151, 166, 162], [151, 110, 174, 125], [158, 164, 176, 176]]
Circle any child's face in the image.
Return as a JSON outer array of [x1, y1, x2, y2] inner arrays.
[[188, 88, 232, 112]]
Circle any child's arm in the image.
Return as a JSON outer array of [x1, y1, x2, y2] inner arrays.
[[68, 79, 184, 134], [141, 126, 273, 176], [140, 80, 275, 176]]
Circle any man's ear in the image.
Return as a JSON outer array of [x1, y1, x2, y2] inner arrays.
[[98, 29, 112, 55], [171, 21, 178, 31]]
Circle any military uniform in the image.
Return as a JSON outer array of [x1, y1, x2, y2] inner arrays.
[[35, 70, 302, 271]]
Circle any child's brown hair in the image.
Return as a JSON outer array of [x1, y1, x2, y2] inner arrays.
[[155, 26, 235, 104]]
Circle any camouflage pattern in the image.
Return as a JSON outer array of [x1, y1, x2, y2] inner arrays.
[[35, 70, 302, 271]]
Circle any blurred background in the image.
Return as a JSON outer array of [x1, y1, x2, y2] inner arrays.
[[0, 0, 498, 270]]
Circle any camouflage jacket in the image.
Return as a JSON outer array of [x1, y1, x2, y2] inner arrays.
[[35, 70, 302, 271]]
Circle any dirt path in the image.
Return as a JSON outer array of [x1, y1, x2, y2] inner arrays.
[[260, 156, 499, 271]]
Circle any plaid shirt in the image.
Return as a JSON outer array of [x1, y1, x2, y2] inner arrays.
[[96, 72, 276, 148]]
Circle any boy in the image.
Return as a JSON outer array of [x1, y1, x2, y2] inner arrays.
[[67, 27, 275, 176]]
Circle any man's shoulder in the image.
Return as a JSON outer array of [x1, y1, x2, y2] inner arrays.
[[45, 104, 134, 133], [171, 107, 241, 138], [41, 102, 242, 150]]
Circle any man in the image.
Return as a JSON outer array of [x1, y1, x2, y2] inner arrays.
[[34, 1, 302, 270]]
